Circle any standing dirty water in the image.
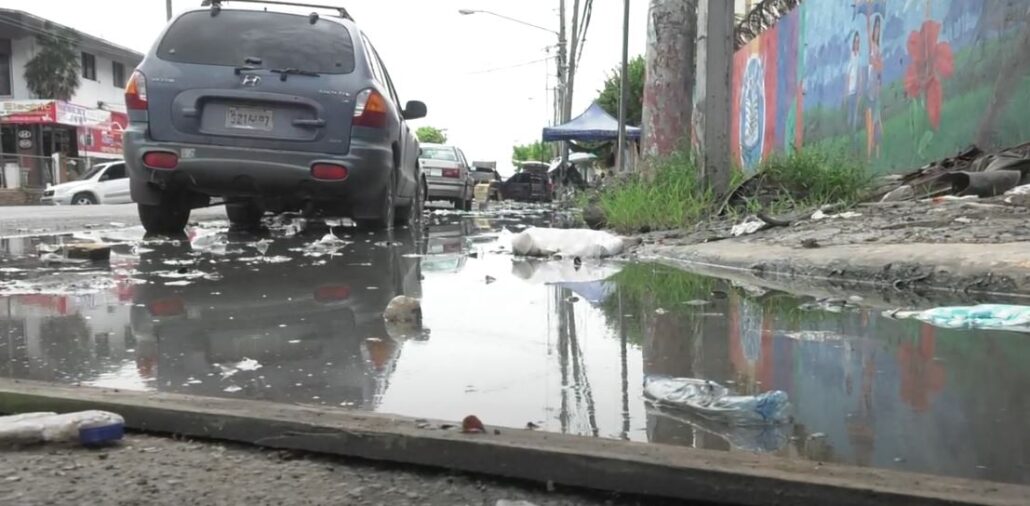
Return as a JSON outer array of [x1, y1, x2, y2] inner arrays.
[[2, 206, 1030, 486]]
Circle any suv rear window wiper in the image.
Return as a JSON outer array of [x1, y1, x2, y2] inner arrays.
[[271, 68, 321, 81], [234, 65, 263, 75]]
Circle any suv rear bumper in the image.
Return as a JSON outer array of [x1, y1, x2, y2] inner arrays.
[[125, 128, 392, 210]]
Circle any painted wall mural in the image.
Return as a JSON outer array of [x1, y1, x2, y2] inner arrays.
[[731, 0, 1030, 173]]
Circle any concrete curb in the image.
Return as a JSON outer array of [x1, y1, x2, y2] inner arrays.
[[646, 241, 1030, 298], [1, 380, 1028, 505]]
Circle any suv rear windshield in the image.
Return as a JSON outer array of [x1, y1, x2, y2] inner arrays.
[[157, 10, 355, 74]]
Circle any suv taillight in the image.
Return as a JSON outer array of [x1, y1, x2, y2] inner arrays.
[[353, 89, 388, 128], [125, 70, 148, 111]]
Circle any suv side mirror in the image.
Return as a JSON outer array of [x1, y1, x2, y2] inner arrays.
[[402, 101, 427, 120]]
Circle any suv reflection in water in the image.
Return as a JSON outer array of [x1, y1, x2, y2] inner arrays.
[[130, 223, 422, 409]]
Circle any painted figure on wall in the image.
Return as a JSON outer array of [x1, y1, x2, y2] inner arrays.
[[866, 13, 884, 159], [846, 30, 863, 151]]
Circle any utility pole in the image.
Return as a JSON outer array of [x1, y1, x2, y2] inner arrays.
[[166, 0, 173, 21], [557, 0, 569, 168], [561, 0, 581, 175], [693, 0, 734, 194], [616, 0, 631, 173], [641, 0, 696, 178]]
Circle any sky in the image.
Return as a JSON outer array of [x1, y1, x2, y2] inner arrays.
[[0, 0, 650, 175]]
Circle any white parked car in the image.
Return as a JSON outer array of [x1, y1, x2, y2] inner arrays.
[[40, 161, 132, 205]]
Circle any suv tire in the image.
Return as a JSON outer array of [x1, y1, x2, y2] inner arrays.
[[138, 195, 191, 235], [395, 176, 424, 227], [356, 175, 395, 231], [226, 200, 265, 231]]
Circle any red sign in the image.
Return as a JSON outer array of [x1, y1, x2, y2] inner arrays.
[[77, 111, 127, 158], [0, 100, 57, 124]]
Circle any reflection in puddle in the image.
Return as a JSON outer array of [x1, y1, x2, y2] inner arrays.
[[2, 208, 1030, 486]]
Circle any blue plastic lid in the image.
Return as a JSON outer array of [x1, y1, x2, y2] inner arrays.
[[78, 423, 125, 446]]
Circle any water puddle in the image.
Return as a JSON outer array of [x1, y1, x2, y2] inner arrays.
[[0, 205, 1028, 485]]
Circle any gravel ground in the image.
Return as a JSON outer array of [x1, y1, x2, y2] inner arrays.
[[638, 197, 1030, 250], [0, 434, 681, 506]]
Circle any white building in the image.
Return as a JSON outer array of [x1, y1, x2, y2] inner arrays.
[[0, 8, 143, 187]]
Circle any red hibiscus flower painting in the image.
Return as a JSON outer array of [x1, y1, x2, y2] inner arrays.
[[904, 20, 954, 129]]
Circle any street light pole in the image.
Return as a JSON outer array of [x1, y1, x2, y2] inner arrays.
[[558, 0, 569, 176], [616, 0, 631, 173]]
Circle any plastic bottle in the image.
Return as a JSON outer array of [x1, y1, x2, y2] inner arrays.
[[0, 410, 125, 447]]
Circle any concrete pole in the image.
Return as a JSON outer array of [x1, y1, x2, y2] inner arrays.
[[557, 0, 568, 161], [561, 0, 581, 176], [692, 0, 734, 194], [640, 0, 696, 178], [166, 0, 173, 21], [616, 0, 631, 173]]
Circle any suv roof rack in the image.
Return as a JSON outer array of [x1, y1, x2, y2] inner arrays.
[[200, 0, 353, 21]]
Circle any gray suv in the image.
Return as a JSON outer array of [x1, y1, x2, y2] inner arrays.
[[124, 1, 427, 233]]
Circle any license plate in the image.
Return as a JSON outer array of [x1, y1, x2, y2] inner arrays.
[[428, 168, 442, 177], [226, 106, 274, 131]]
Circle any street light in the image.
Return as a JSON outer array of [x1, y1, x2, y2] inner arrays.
[[457, 9, 559, 35], [459, 7, 569, 176]]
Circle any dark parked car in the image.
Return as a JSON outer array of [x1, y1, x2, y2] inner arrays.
[[501, 162, 552, 203], [124, 1, 427, 234]]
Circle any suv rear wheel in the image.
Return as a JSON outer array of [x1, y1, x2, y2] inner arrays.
[[356, 175, 395, 230], [138, 194, 191, 235], [226, 200, 266, 231], [395, 175, 424, 227]]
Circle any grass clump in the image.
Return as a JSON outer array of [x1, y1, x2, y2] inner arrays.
[[752, 149, 872, 209], [596, 150, 717, 233]]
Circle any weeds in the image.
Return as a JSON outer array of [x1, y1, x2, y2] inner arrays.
[[596, 150, 717, 233], [754, 149, 871, 208], [593, 147, 872, 232]]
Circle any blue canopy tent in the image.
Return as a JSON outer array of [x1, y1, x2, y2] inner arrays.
[[542, 102, 642, 142]]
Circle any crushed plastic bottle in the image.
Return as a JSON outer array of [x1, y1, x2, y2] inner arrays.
[[889, 304, 1030, 333], [0, 410, 125, 447], [643, 376, 791, 426]]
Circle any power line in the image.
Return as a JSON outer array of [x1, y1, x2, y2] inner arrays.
[[464, 56, 555, 75]]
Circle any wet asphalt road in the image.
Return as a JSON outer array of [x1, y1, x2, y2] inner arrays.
[[1, 204, 1029, 486]]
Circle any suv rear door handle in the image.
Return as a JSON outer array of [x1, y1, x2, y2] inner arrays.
[[293, 118, 326, 127]]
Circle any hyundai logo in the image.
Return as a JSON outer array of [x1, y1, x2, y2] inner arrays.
[[241, 74, 262, 87]]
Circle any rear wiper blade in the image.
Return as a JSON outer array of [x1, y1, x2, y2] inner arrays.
[[271, 68, 320, 81], [234, 65, 263, 75]]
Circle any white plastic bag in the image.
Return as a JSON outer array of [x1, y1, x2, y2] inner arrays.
[[0, 410, 124, 446], [644, 376, 791, 426], [511, 228, 625, 258]]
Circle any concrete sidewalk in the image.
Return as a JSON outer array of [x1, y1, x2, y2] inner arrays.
[[646, 240, 1030, 298]]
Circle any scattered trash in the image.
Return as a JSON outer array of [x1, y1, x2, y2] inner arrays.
[[812, 210, 862, 221], [525, 422, 540, 430], [800, 238, 821, 249], [461, 415, 485, 434], [655, 308, 668, 315], [880, 185, 914, 202], [730, 215, 766, 237], [0, 411, 124, 447], [383, 296, 421, 324], [511, 228, 625, 258], [643, 376, 791, 426], [888, 304, 1030, 332], [62, 243, 112, 262]]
